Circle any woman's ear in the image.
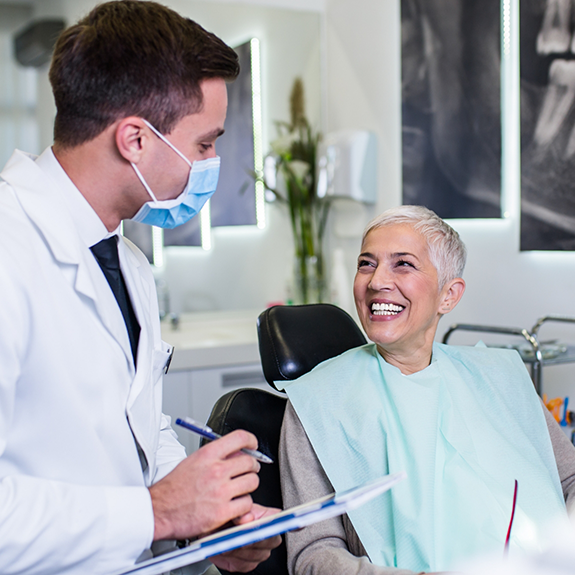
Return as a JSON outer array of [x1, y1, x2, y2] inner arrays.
[[438, 278, 466, 315], [115, 117, 149, 163]]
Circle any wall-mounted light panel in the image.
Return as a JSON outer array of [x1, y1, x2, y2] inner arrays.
[[122, 38, 263, 264]]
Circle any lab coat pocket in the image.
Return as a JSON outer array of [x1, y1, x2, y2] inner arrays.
[[127, 341, 173, 479], [152, 340, 174, 385]]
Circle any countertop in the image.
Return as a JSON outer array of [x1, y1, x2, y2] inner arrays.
[[160, 309, 262, 371]]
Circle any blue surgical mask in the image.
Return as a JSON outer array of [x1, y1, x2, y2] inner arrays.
[[130, 119, 220, 229]]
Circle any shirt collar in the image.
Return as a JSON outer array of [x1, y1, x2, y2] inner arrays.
[[35, 147, 118, 247]]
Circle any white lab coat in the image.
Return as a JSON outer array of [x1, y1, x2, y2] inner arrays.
[[0, 150, 190, 574]]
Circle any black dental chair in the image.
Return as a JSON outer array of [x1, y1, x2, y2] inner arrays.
[[203, 303, 366, 575]]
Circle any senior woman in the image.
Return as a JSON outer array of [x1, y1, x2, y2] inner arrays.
[[277, 205, 575, 575]]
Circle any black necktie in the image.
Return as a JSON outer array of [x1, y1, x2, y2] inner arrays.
[[90, 236, 141, 363]]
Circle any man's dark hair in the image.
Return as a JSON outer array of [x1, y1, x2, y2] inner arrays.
[[49, 0, 239, 147]]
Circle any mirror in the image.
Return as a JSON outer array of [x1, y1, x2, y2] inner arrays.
[[0, 3, 38, 169], [0, 0, 323, 313]]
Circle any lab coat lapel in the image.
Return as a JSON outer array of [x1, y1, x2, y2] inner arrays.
[[118, 238, 158, 468], [1, 150, 134, 368], [118, 238, 153, 384]]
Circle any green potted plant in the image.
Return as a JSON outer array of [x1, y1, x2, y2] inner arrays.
[[258, 78, 332, 304]]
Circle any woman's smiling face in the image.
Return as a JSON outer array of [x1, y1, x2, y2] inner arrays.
[[354, 223, 449, 361]]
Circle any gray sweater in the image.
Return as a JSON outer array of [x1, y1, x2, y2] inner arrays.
[[280, 400, 575, 575]]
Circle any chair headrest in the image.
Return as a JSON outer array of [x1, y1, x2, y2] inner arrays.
[[257, 303, 367, 391]]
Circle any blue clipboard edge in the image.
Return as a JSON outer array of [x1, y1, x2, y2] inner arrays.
[[115, 471, 406, 575]]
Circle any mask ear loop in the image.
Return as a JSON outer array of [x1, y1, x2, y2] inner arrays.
[[143, 119, 193, 168], [131, 162, 159, 202]]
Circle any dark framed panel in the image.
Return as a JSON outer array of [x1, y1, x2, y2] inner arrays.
[[520, 0, 575, 250], [162, 213, 202, 248], [401, 0, 502, 218], [124, 40, 259, 258], [210, 40, 257, 228], [163, 39, 257, 249]]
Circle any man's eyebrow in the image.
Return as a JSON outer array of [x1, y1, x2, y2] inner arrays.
[[198, 128, 225, 141]]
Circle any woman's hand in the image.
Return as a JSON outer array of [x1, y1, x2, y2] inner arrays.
[[209, 504, 282, 572]]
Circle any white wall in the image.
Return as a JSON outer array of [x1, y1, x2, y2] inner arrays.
[[0, 4, 37, 167], [13, 0, 575, 396], [24, 0, 323, 312], [148, 1, 324, 312], [324, 0, 575, 398]]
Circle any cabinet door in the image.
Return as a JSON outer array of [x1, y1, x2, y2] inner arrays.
[[162, 370, 194, 454], [188, 364, 273, 453], [163, 364, 276, 454]]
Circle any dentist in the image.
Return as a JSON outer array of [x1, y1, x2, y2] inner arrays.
[[0, 1, 279, 574]]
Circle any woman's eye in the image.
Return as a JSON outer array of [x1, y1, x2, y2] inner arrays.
[[200, 143, 213, 152], [396, 259, 415, 268], [357, 259, 374, 269]]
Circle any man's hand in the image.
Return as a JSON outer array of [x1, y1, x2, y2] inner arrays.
[[149, 430, 261, 541], [209, 504, 282, 572]]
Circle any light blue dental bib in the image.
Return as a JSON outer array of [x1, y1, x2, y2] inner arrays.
[[278, 343, 567, 571]]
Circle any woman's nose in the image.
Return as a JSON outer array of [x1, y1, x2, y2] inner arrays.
[[368, 268, 393, 291]]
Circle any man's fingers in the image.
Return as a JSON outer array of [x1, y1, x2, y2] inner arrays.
[[202, 457, 259, 502], [150, 430, 264, 542], [225, 452, 261, 478], [225, 494, 255, 522], [181, 447, 259, 488], [231, 470, 260, 498], [204, 429, 259, 459]]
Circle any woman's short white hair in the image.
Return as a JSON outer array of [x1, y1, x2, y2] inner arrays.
[[362, 205, 467, 289]]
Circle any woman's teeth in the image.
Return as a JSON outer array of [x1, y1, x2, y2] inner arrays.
[[371, 302, 404, 316]]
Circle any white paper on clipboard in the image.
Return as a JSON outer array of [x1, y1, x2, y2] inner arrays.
[[114, 471, 407, 575]]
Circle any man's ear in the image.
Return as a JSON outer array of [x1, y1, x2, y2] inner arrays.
[[438, 278, 466, 315], [115, 117, 149, 163]]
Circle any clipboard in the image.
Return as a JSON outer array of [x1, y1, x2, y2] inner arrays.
[[115, 471, 406, 575]]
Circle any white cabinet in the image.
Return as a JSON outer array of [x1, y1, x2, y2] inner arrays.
[[160, 310, 279, 454], [162, 363, 273, 454]]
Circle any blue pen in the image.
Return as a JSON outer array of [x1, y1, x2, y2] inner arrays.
[[176, 417, 273, 464]]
